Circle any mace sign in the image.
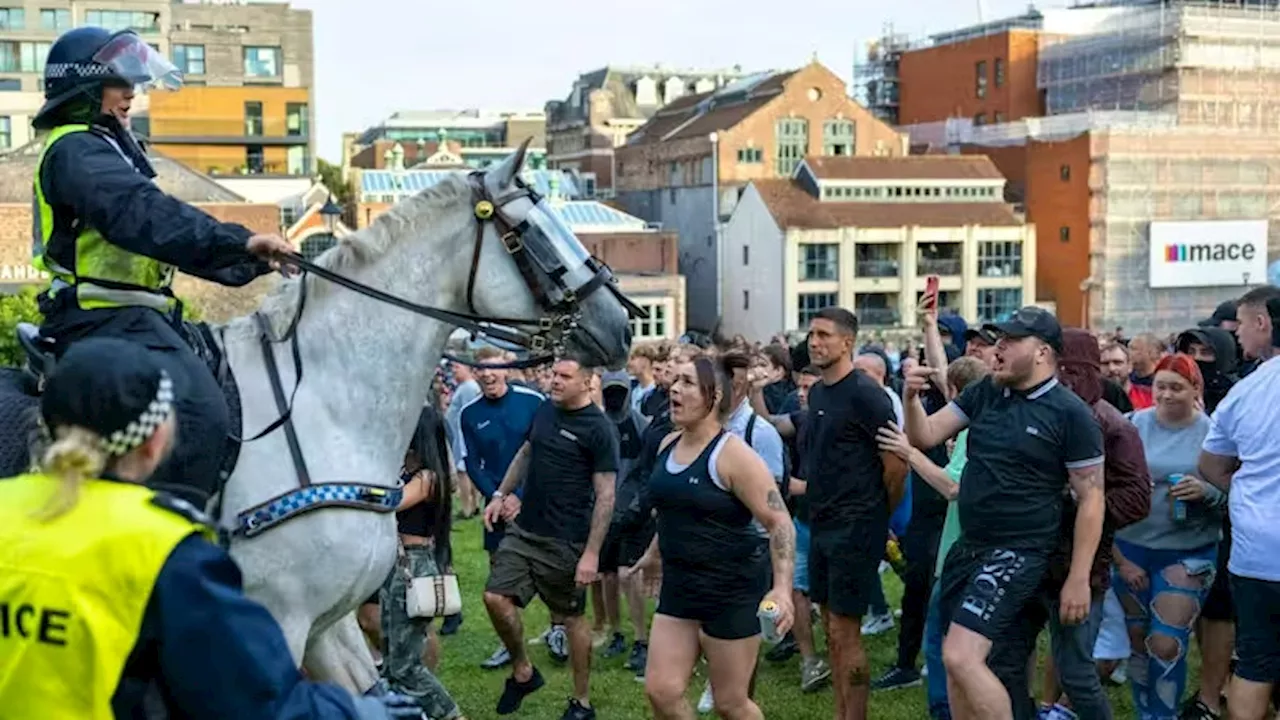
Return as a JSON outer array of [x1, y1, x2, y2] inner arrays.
[[1149, 220, 1269, 289]]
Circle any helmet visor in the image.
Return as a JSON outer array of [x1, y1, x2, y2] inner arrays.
[[91, 32, 182, 91]]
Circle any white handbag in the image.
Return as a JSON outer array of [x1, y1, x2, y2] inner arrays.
[[406, 572, 463, 619]]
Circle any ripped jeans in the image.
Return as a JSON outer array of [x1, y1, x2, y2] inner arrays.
[[1112, 539, 1217, 720]]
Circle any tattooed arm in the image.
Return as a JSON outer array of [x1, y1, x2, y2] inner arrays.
[[1067, 461, 1106, 586], [585, 471, 617, 557], [495, 442, 531, 495]]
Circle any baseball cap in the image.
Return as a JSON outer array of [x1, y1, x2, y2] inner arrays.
[[1198, 300, 1238, 328], [601, 370, 630, 390], [963, 327, 998, 346], [983, 306, 1064, 353]]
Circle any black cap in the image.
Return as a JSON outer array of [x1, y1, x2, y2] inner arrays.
[[983, 306, 1064, 353], [41, 338, 175, 456], [1199, 300, 1238, 328], [963, 327, 998, 346]]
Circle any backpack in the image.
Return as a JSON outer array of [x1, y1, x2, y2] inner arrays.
[[744, 413, 791, 502]]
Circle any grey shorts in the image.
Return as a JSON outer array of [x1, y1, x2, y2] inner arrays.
[[485, 523, 586, 617]]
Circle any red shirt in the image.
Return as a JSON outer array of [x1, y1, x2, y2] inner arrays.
[[1128, 383, 1154, 410]]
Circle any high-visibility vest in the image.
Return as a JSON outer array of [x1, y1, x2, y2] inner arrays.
[[0, 474, 211, 719], [33, 123, 176, 312]]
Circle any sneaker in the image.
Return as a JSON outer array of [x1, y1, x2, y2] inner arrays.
[[1044, 703, 1079, 720], [560, 697, 597, 720], [872, 666, 922, 691], [696, 682, 714, 714], [495, 666, 544, 715], [547, 624, 569, 663], [878, 560, 891, 575], [440, 613, 462, 636], [1106, 659, 1127, 686], [602, 632, 628, 659], [861, 612, 895, 636], [481, 644, 511, 670], [765, 632, 798, 663], [591, 629, 609, 650], [1179, 698, 1222, 720], [801, 657, 832, 693], [625, 640, 649, 672], [920, 664, 928, 678]]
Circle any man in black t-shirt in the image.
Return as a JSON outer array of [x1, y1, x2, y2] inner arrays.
[[481, 358, 620, 720], [904, 307, 1105, 720]]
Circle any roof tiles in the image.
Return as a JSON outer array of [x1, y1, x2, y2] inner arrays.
[[751, 179, 1023, 230]]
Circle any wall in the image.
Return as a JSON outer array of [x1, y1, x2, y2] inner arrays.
[[899, 30, 1044, 126], [150, 86, 311, 138], [578, 231, 678, 274], [615, 185, 717, 331], [0, 202, 281, 322], [1024, 134, 1092, 326], [721, 184, 785, 341]]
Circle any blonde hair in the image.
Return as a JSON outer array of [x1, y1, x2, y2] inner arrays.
[[33, 425, 107, 521]]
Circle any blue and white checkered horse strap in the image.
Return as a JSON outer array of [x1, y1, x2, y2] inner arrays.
[[234, 483, 403, 539]]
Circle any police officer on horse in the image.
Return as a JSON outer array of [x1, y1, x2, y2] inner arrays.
[[30, 26, 295, 506]]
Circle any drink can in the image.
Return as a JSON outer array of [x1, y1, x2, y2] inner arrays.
[[758, 600, 782, 644], [1169, 473, 1188, 522]]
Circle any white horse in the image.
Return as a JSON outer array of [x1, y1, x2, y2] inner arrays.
[[214, 143, 633, 693]]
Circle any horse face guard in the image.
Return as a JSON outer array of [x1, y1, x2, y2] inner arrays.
[[17, 322, 55, 389]]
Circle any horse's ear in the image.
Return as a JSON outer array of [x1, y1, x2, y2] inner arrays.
[[489, 137, 532, 188]]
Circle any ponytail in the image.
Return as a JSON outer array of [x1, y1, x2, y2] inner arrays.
[[33, 425, 107, 521]]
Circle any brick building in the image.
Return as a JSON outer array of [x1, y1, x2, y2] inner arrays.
[[544, 65, 748, 198], [614, 60, 908, 331], [344, 109, 547, 175]]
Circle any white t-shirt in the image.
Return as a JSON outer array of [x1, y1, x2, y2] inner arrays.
[[1203, 355, 1280, 582], [886, 386, 905, 429]]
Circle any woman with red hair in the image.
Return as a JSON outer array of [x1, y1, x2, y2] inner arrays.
[[1112, 353, 1227, 720]]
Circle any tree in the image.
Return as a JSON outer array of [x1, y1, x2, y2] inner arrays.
[[0, 287, 43, 367], [317, 158, 354, 206]]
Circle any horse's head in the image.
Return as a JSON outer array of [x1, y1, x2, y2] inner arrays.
[[464, 141, 636, 370]]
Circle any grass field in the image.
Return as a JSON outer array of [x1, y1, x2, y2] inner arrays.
[[430, 519, 1199, 719]]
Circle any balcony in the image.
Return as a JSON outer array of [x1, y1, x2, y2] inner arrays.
[[856, 260, 900, 278], [140, 116, 310, 146], [918, 258, 962, 276], [858, 307, 901, 326]]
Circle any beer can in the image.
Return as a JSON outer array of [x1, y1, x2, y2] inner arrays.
[[1169, 473, 1188, 522], [758, 600, 782, 644]]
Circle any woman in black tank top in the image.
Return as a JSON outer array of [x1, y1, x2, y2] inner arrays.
[[642, 354, 797, 719]]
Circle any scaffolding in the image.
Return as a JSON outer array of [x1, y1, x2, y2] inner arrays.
[[853, 25, 912, 125]]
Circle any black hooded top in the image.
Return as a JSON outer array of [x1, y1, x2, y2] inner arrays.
[[1176, 327, 1239, 414]]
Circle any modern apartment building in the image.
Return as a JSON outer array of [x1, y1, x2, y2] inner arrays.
[[344, 109, 546, 174], [0, 0, 314, 178]]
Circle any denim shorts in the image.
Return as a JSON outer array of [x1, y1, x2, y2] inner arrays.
[[794, 519, 811, 594]]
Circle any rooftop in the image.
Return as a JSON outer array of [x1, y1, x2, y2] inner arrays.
[[359, 168, 582, 199], [751, 178, 1023, 230], [626, 69, 795, 146], [547, 64, 752, 126], [802, 155, 1005, 181]]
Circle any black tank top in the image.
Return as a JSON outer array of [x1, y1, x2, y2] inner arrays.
[[396, 468, 438, 538], [650, 431, 766, 575]]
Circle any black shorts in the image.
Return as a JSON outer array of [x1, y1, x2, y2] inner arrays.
[[485, 523, 587, 617], [1230, 574, 1280, 683], [657, 563, 768, 641], [600, 520, 656, 574], [809, 520, 886, 619], [1202, 533, 1234, 622], [938, 542, 1051, 644]]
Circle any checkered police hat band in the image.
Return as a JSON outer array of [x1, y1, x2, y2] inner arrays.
[[100, 372, 174, 457]]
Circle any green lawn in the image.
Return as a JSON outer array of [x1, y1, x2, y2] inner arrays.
[[433, 521, 1194, 719]]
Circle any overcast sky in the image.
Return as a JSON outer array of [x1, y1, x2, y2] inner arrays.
[[284, 0, 1065, 161]]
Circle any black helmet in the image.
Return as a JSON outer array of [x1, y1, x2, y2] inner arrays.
[[34, 27, 181, 130]]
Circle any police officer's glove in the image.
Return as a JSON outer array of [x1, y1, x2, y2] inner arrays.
[[349, 693, 426, 720]]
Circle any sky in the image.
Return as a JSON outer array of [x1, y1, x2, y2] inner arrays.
[[285, 0, 1065, 161]]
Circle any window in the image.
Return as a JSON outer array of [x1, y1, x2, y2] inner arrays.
[[775, 118, 808, 177], [976, 288, 1023, 323], [737, 147, 763, 163], [244, 101, 264, 136], [974, 113, 986, 127], [245, 145, 265, 174], [994, 58, 1005, 88], [742, 244, 749, 265], [1060, 164, 1071, 181], [40, 8, 69, 31], [84, 10, 158, 32], [743, 290, 750, 311], [286, 102, 308, 137], [0, 8, 23, 29], [286, 146, 310, 175], [798, 243, 838, 281], [994, 111, 1005, 123], [0, 78, 18, 91], [630, 301, 671, 340], [798, 293, 837, 328], [280, 205, 298, 229], [856, 244, 899, 277], [975, 61, 988, 99], [823, 119, 855, 156], [0, 116, 10, 149], [1059, 226, 1070, 243], [0, 41, 50, 73], [978, 241, 1023, 276], [243, 46, 281, 78], [173, 45, 205, 75]]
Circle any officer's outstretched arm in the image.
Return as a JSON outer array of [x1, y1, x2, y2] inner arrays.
[[142, 535, 367, 719], [42, 134, 271, 284]]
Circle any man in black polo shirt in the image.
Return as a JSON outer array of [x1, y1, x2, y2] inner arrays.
[[481, 358, 620, 720], [903, 307, 1105, 720], [793, 307, 908, 719]]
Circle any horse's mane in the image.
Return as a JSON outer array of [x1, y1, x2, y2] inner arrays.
[[243, 173, 473, 337]]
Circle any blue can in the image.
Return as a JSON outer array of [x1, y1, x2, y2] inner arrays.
[[1169, 473, 1188, 522]]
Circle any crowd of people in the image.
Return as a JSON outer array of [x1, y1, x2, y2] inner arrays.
[[354, 285, 1280, 720]]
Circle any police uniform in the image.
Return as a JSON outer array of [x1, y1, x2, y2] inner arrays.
[[0, 337, 390, 719], [31, 27, 272, 505]]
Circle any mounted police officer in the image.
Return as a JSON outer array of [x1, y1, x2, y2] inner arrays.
[[31, 27, 295, 507], [0, 338, 421, 719]]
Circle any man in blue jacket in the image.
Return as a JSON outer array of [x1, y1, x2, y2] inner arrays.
[[30, 27, 294, 507], [461, 347, 544, 668]]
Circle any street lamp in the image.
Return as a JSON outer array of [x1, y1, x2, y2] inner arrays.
[[319, 195, 343, 234], [709, 131, 722, 320]]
